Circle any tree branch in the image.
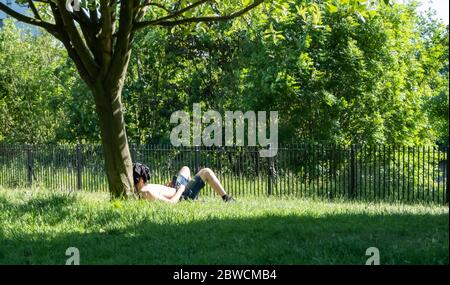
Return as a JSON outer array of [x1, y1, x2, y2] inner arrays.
[[55, 0, 99, 78], [0, 2, 55, 31], [133, 0, 212, 31], [90, 7, 99, 24], [135, 2, 171, 13], [73, 8, 102, 64], [49, 2, 93, 84], [99, 0, 114, 77], [105, 0, 135, 90], [27, 0, 42, 20], [134, 0, 150, 23]]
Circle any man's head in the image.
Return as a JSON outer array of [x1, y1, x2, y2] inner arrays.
[[133, 162, 150, 191]]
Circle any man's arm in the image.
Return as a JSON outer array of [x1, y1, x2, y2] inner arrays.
[[140, 185, 186, 204]]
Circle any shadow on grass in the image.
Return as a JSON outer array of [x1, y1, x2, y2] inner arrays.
[[0, 202, 447, 265], [0, 193, 77, 225]]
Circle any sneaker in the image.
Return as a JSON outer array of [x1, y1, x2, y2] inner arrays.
[[222, 195, 236, 203]]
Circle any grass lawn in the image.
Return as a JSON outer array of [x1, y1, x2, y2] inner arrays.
[[0, 187, 448, 265]]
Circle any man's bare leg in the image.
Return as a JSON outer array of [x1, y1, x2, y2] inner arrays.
[[197, 168, 228, 197], [178, 166, 191, 180]]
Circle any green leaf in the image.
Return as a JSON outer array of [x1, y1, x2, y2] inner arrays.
[[326, 3, 339, 13]]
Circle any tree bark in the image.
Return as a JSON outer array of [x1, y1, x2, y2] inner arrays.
[[92, 81, 134, 199]]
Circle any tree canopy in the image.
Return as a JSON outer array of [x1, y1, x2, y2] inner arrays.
[[2, 0, 446, 146]]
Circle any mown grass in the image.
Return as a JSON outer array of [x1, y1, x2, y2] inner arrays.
[[0, 187, 448, 265]]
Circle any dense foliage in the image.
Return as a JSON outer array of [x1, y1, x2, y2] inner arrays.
[[0, 22, 97, 143], [0, 0, 448, 146]]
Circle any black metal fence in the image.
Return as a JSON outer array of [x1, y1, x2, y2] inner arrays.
[[0, 144, 448, 204]]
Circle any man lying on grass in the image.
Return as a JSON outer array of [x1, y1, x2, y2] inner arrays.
[[133, 162, 235, 203]]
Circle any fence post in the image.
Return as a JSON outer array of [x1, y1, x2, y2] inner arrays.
[[76, 144, 82, 191], [27, 145, 33, 187], [194, 145, 200, 174], [446, 146, 449, 204], [218, 145, 222, 170], [350, 144, 356, 199], [267, 156, 274, 196], [131, 143, 137, 162]]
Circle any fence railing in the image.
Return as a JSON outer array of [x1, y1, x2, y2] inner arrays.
[[0, 144, 448, 204]]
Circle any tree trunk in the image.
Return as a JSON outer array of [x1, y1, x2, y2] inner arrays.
[[92, 82, 134, 199]]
